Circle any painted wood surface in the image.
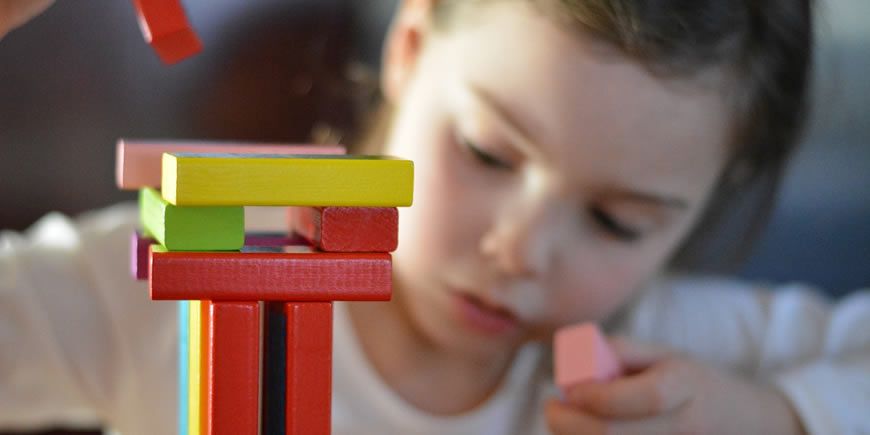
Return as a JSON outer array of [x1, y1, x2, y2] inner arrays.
[[289, 207, 398, 252], [116, 140, 345, 189], [139, 187, 244, 251], [149, 246, 392, 301], [161, 153, 414, 207], [205, 302, 260, 435], [285, 302, 333, 435]]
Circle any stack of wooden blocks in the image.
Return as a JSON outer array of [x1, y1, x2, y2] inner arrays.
[[118, 140, 414, 435]]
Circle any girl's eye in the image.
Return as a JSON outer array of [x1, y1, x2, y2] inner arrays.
[[588, 206, 642, 242], [459, 135, 513, 170]]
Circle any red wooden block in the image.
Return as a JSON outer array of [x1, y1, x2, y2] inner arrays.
[[149, 248, 391, 301], [131, 0, 202, 64], [285, 302, 332, 435], [205, 301, 260, 435], [288, 207, 398, 252]]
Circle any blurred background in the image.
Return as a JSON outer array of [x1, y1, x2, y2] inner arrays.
[[1, 1, 867, 279], [0, 5, 868, 277], [0, 0, 867, 429]]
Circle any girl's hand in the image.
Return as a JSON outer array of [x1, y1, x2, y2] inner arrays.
[[545, 337, 807, 435], [0, 0, 54, 39]]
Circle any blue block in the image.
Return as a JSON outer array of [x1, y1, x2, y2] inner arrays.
[[178, 300, 190, 435]]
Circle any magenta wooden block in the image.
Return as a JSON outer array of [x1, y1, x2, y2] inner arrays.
[[131, 230, 154, 280], [244, 232, 309, 248], [554, 323, 622, 393]]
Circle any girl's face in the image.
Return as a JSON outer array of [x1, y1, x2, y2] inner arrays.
[[382, 1, 731, 359]]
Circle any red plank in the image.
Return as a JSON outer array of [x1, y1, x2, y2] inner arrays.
[[149, 248, 391, 301], [206, 301, 260, 435], [288, 207, 398, 252], [285, 302, 332, 435], [131, 0, 202, 64]]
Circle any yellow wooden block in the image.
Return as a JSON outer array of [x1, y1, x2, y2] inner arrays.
[[161, 153, 414, 206], [188, 300, 203, 435]]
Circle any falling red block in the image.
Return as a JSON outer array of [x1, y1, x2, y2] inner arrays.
[[149, 246, 391, 301], [289, 207, 398, 252], [131, 0, 202, 64], [205, 301, 260, 435], [554, 323, 622, 394]]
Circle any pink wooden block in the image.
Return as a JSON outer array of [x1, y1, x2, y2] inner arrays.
[[115, 140, 346, 189], [554, 323, 622, 393]]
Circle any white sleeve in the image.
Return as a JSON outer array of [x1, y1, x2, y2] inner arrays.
[[0, 203, 177, 435], [623, 277, 870, 435]]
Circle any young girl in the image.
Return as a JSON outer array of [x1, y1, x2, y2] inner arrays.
[[2, 1, 868, 434]]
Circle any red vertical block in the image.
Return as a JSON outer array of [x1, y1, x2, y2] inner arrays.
[[285, 302, 333, 435], [206, 301, 260, 435], [289, 207, 398, 252]]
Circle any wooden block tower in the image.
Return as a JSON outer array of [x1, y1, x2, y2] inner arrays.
[[118, 139, 414, 434]]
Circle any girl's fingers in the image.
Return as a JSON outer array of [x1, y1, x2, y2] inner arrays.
[[565, 359, 694, 419], [545, 398, 607, 435], [607, 335, 673, 372], [545, 398, 684, 435]]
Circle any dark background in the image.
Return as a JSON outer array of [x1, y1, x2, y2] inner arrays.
[[0, 0, 867, 433]]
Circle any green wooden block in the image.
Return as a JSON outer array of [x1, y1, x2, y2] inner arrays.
[[139, 187, 244, 251]]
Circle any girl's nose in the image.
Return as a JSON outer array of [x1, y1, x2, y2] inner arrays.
[[479, 196, 562, 279]]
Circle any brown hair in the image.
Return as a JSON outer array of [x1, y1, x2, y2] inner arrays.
[[350, 0, 814, 272]]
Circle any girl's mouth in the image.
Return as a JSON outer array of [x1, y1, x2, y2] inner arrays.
[[451, 291, 520, 336]]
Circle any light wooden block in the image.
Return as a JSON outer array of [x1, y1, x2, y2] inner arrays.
[[161, 153, 414, 207], [554, 323, 622, 394], [139, 188, 244, 251], [116, 140, 345, 190], [149, 245, 391, 301]]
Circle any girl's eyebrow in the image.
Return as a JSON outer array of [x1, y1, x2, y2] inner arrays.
[[464, 83, 544, 159], [464, 83, 689, 212]]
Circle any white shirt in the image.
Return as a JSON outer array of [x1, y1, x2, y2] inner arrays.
[[1, 204, 868, 434]]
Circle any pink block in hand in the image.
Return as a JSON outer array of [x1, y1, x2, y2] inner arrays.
[[554, 323, 622, 393]]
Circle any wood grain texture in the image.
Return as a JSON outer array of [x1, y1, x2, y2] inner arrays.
[[139, 187, 244, 251], [288, 207, 398, 252], [130, 0, 202, 64], [205, 302, 260, 435], [149, 246, 391, 301], [285, 302, 332, 435], [115, 140, 345, 190], [161, 153, 414, 207]]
